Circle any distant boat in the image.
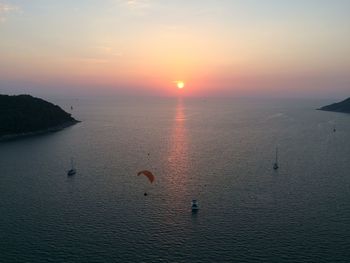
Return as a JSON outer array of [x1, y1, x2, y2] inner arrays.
[[273, 147, 279, 170], [191, 199, 199, 212], [67, 158, 76, 176], [333, 126, 336, 132]]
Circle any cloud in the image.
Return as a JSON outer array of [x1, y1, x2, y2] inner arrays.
[[126, 0, 150, 8], [0, 2, 19, 22], [116, 0, 151, 14], [93, 43, 124, 57], [0, 3, 19, 14], [64, 57, 110, 65]]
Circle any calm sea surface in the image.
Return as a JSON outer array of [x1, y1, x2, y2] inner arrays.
[[1, 97, 349, 262]]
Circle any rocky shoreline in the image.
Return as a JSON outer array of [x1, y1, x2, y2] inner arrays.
[[0, 94, 80, 142], [0, 119, 80, 142], [319, 97, 350, 113]]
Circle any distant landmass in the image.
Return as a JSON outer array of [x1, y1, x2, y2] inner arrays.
[[319, 97, 350, 113], [0, 94, 79, 141]]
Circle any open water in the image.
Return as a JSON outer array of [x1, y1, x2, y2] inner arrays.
[[1, 97, 349, 262]]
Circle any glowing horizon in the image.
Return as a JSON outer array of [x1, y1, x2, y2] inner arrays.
[[0, 0, 349, 98]]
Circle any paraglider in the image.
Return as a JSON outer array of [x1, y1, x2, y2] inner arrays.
[[137, 170, 155, 196], [137, 170, 155, 183]]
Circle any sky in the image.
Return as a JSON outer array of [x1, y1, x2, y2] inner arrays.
[[0, 0, 349, 98]]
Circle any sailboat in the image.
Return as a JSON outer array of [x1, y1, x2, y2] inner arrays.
[[67, 158, 76, 176], [273, 147, 279, 170]]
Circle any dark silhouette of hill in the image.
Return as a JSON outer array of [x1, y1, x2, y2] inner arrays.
[[0, 94, 79, 140], [319, 97, 350, 113]]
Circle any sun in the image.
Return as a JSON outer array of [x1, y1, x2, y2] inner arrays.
[[176, 81, 185, 89]]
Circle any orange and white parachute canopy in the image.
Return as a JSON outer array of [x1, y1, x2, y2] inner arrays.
[[137, 170, 155, 183]]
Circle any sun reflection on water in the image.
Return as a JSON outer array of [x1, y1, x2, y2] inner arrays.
[[165, 98, 190, 200]]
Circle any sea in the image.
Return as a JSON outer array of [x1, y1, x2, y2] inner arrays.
[[0, 97, 349, 263]]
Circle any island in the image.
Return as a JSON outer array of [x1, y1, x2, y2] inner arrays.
[[0, 94, 79, 141], [319, 97, 350, 113]]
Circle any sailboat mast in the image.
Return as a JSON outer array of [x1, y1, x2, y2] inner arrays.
[[275, 147, 278, 164], [273, 146, 279, 170]]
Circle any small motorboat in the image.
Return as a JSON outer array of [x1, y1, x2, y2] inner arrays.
[[191, 199, 199, 212]]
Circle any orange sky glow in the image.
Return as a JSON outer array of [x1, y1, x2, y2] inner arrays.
[[0, 1, 349, 98]]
